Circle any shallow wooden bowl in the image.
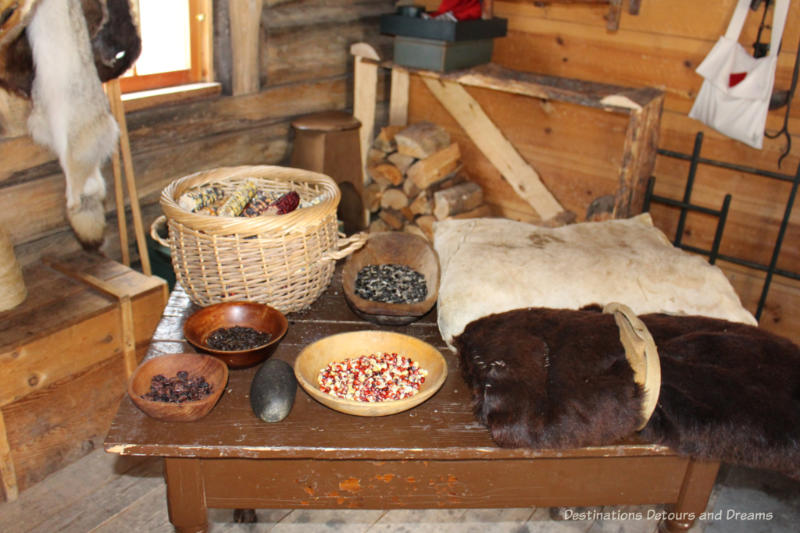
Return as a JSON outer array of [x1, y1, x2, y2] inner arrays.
[[184, 301, 288, 369], [342, 232, 440, 325], [128, 353, 228, 422], [294, 330, 447, 416]]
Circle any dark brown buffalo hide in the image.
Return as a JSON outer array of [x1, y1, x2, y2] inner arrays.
[[454, 307, 800, 479], [0, 0, 139, 97]]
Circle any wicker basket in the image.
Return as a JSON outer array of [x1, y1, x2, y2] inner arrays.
[[154, 165, 367, 312]]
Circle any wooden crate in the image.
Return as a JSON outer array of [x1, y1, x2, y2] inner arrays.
[[0, 251, 168, 502], [350, 44, 663, 225]]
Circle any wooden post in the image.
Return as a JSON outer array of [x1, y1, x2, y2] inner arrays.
[[44, 260, 141, 380], [351, 42, 380, 186], [110, 142, 129, 267], [105, 79, 151, 276], [389, 67, 410, 126], [164, 458, 209, 533], [229, 0, 263, 96], [0, 410, 18, 502], [0, 224, 25, 312], [662, 459, 720, 532], [616, 93, 664, 217]]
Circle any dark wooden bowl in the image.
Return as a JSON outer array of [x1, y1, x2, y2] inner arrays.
[[342, 231, 440, 325], [183, 301, 288, 369], [128, 353, 228, 422]]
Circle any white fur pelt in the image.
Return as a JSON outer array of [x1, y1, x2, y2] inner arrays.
[[26, 0, 118, 248]]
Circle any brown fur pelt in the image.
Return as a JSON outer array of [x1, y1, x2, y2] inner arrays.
[[0, 0, 140, 97], [454, 307, 800, 479]]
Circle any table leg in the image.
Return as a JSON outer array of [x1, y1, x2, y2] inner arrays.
[[164, 458, 208, 533], [660, 459, 720, 532]]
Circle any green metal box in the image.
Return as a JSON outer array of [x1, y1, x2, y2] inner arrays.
[[393, 36, 494, 73]]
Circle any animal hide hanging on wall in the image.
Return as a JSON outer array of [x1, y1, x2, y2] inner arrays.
[[0, 0, 140, 248], [26, 0, 118, 248]]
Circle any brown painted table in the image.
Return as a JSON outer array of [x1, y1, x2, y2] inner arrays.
[[104, 268, 719, 533]]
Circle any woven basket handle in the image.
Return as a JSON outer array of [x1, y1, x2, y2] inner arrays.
[[150, 215, 170, 247], [321, 231, 368, 262]]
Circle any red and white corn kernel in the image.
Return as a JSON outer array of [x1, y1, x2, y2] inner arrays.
[[317, 352, 427, 402]]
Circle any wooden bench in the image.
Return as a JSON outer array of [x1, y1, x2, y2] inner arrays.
[[104, 268, 718, 533]]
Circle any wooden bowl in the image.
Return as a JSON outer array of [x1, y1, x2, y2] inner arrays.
[[128, 353, 228, 422], [294, 330, 447, 416], [342, 232, 440, 325], [183, 301, 288, 369]]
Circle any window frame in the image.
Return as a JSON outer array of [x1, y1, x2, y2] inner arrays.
[[119, 0, 214, 96]]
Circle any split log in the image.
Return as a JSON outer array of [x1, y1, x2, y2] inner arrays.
[[400, 206, 416, 222], [388, 152, 416, 175], [415, 215, 436, 240], [362, 183, 383, 212], [428, 168, 466, 194], [395, 121, 451, 158], [367, 148, 387, 167], [374, 126, 403, 153], [378, 208, 405, 230], [404, 224, 429, 241], [433, 181, 484, 220], [368, 163, 404, 187], [407, 142, 461, 189], [369, 218, 390, 233], [409, 191, 433, 216], [402, 175, 421, 198], [451, 204, 492, 219], [380, 188, 409, 210]]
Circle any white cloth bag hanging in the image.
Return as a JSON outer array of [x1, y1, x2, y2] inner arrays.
[[688, 0, 790, 149]]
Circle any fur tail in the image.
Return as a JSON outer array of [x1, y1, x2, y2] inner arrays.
[[66, 167, 107, 250]]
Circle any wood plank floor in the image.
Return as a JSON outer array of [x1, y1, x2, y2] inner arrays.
[[2, 447, 798, 533]]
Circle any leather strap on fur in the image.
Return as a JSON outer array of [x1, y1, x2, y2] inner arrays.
[[603, 302, 661, 430]]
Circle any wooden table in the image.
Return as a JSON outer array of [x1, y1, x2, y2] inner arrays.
[[104, 268, 719, 533]]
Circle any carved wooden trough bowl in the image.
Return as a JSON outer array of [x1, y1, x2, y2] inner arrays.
[[342, 231, 440, 325]]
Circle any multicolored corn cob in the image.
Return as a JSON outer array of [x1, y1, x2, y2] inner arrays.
[[242, 190, 301, 217], [217, 181, 258, 217], [242, 190, 277, 217], [270, 191, 300, 214], [178, 186, 224, 212]]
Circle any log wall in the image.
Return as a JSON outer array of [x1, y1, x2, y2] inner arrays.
[[0, 0, 394, 268]]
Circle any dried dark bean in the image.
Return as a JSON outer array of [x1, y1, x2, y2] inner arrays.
[[206, 325, 273, 351], [354, 264, 427, 304], [142, 370, 213, 403]]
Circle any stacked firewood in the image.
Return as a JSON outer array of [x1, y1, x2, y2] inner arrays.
[[363, 121, 490, 240]]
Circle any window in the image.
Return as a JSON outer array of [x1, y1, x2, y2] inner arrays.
[[119, 0, 213, 95]]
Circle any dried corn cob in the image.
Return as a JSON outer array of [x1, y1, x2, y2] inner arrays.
[[178, 186, 224, 212], [270, 191, 300, 214], [242, 190, 277, 217], [242, 190, 301, 217], [217, 181, 257, 217]]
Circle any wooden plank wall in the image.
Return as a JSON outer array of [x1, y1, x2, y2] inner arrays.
[[413, 0, 800, 341], [0, 0, 394, 268]]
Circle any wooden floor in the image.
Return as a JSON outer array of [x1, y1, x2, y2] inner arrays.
[[1, 446, 798, 533]]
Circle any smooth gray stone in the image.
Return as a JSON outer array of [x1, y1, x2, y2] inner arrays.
[[250, 359, 297, 422]]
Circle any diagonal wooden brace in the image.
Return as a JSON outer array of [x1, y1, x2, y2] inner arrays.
[[421, 77, 566, 222]]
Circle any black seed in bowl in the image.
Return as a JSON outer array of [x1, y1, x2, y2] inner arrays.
[[205, 325, 273, 351], [354, 264, 427, 304]]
